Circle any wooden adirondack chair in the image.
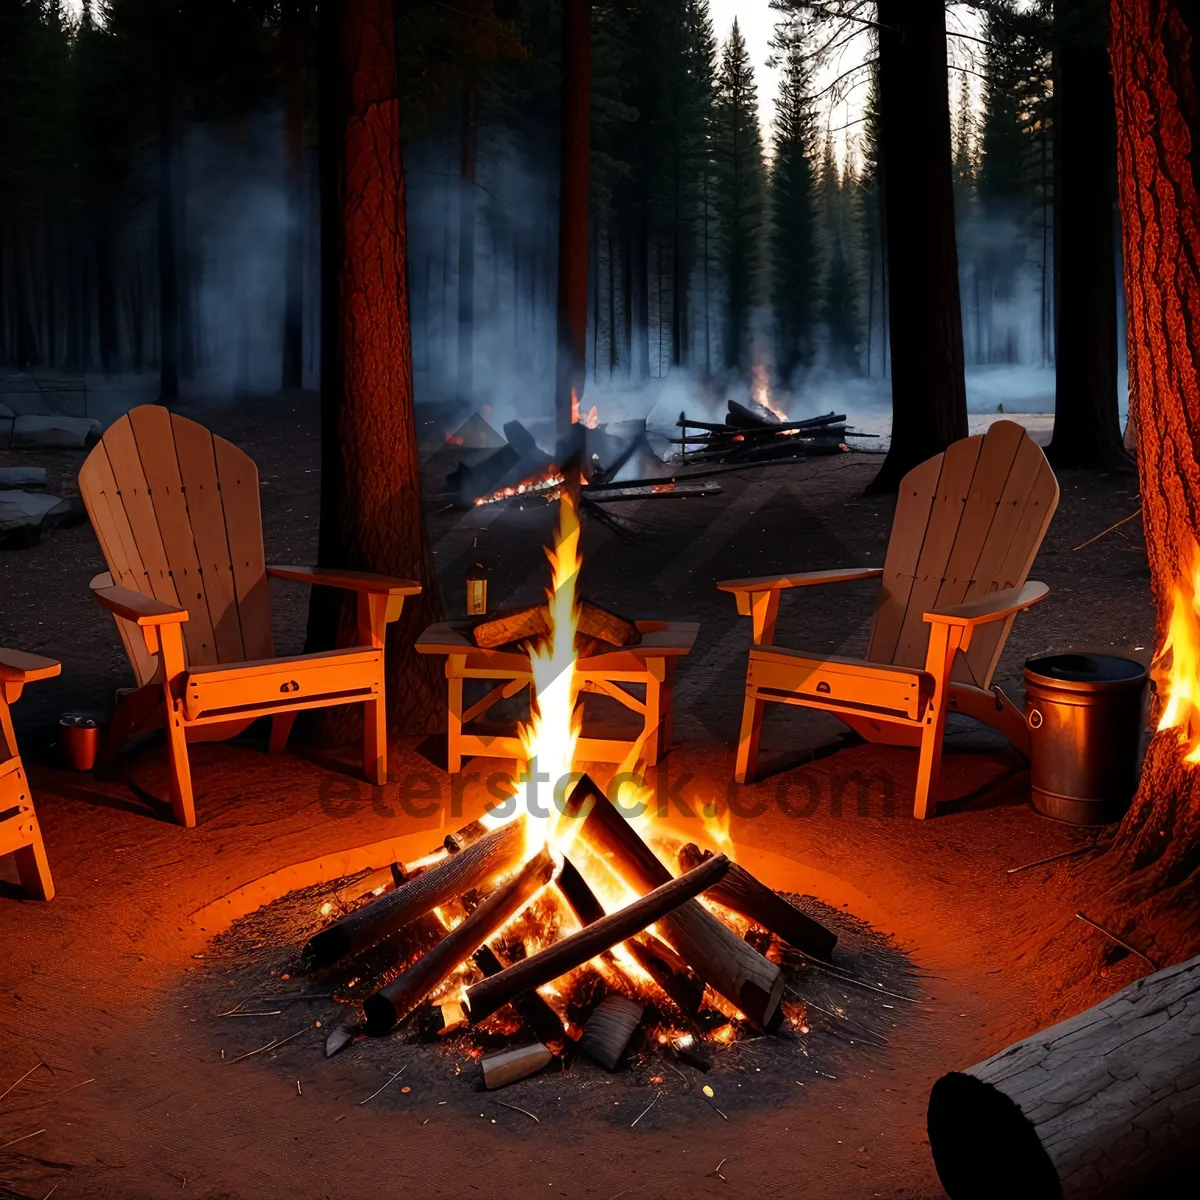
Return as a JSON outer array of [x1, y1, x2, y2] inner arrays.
[[0, 649, 60, 899], [79, 404, 422, 828], [717, 420, 1059, 819]]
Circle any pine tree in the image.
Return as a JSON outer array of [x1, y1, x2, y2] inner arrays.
[[712, 17, 765, 374], [819, 135, 859, 370], [768, 14, 818, 381], [858, 59, 886, 377]]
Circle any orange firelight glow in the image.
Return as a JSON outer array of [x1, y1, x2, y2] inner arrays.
[[1155, 546, 1200, 764]]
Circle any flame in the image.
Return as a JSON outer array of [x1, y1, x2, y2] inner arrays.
[[1155, 546, 1200, 764], [518, 492, 584, 859], [570, 388, 600, 430], [750, 364, 787, 422]]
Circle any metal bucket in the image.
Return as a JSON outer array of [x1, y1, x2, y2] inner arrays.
[[1024, 654, 1147, 825], [60, 714, 101, 773]]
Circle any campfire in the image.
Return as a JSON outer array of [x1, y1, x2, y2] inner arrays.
[[301, 493, 838, 1083]]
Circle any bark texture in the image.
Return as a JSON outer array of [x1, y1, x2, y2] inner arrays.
[[1048, 4, 1129, 469], [309, 0, 445, 736], [867, 0, 968, 493], [554, 0, 591, 448], [1101, 0, 1200, 964], [928, 953, 1200, 1199]]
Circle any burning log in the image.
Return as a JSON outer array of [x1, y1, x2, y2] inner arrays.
[[927, 953, 1200, 1199], [465, 853, 733, 1023], [562, 777, 785, 1031], [579, 994, 644, 1070], [301, 818, 527, 971], [727, 398, 782, 428], [473, 944, 566, 1047], [362, 845, 557, 1035], [678, 843, 837, 960], [471, 600, 640, 650], [557, 856, 705, 1017]]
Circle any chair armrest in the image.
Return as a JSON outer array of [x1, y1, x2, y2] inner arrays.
[[0, 648, 61, 684], [267, 565, 422, 597], [925, 582, 1049, 628], [717, 568, 882, 616], [90, 575, 189, 626]]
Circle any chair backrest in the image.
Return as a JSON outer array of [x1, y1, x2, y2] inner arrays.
[[867, 420, 1059, 688], [79, 405, 273, 684]]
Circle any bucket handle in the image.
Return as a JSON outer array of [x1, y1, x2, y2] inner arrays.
[[1027, 708, 1044, 730]]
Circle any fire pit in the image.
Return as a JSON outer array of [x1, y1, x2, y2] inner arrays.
[[188, 828, 918, 1112]]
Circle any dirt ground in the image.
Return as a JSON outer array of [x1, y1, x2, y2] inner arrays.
[[0, 395, 1160, 1199]]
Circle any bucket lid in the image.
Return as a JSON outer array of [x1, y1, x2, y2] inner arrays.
[[1024, 653, 1147, 688]]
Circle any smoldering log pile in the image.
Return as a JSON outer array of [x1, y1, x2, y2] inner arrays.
[[293, 776, 838, 1088], [442, 413, 670, 509], [673, 402, 874, 465]]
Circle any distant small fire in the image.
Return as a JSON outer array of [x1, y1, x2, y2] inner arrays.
[[1155, 544, 1200, 764], [750, 364, 788, 423], [571, 388, 599, 429]]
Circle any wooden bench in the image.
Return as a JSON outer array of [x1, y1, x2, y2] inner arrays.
[[417, 620, 699, 773]]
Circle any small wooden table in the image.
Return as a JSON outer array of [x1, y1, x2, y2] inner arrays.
[[417, 620, 699, 773]]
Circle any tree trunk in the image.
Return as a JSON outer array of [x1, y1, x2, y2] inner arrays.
[[282, 28, 306, 391], [308, 0, 445, 737], [927, 953, 1200, 1199], [867, 0, 968, 493], [1097, 0, 1200, 966], [1048, 4, 1129, 469], [555, 0, 591, 449], [157, 8, 179, 405], [457, 83, 478, 405]]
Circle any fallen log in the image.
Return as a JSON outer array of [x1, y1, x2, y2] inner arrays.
[[927, 952, 1200, 1199], [556, 856, 705, 1017], [465, 853, 732, 1023], [363, 846, 557, 1035], [300, 818, 527, 971], [678, 843, 837, 960], [561, 776, 785, 1031]]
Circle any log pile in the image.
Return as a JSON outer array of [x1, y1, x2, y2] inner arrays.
[[673, 403, 873, 465], [470, 599, 641, 653], [295, 773, 837, 1083]]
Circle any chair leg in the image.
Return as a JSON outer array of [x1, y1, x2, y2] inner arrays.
[[363, 697, 386, 786], [13, 820, 54, 901], [914, 623, 962, 819], [447, 675, 464, 775], [164, 700, 197, 828], [96, 683, 163, 779], [913, 711, 948, 820], [643, 672, 663, 767], [734, 690, 766, 784], [269, 711, 298, 754]]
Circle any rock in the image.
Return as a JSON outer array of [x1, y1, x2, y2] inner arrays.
[[0, 490, 62, 547], [0, 467, 47, 489], [43, 495, 87, 530], [10, 415, 102, 449], [0, 402, 15, 420]]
